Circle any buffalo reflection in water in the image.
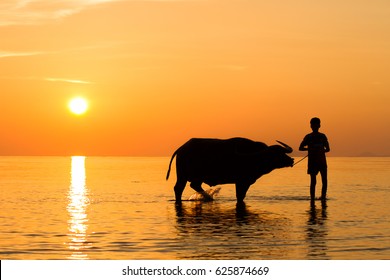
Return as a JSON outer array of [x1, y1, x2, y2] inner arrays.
[[173, 202, 292, 259]]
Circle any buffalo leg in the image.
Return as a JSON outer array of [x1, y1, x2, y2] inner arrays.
[[236, 183, 250, 203], [190, 182, 212, 201], [174, 179, 187, 202], [190, 181, 204, 193]]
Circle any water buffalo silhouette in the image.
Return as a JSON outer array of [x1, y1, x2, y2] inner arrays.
[[166, 137, 294, 203]]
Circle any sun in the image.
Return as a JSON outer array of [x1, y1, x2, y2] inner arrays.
[[68, 97, 88, 115]]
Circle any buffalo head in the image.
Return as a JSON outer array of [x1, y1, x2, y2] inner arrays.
[[268, 140, 294, 168]]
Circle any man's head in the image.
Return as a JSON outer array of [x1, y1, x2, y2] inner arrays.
[[310, 117, 321, 132]]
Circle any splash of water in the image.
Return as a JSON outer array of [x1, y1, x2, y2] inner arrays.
[[188, 187, 221, 201]]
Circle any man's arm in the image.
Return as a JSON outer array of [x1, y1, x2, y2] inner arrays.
[[324, 138, 330, 153], [299, 138, 308, 151]]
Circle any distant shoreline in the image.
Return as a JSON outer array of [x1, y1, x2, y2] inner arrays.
[[0, 155, 389, 158]]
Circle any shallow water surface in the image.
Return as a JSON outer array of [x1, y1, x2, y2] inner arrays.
[[0, 157, 389, 259]]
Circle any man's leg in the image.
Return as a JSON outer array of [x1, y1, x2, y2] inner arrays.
[[310, 174, 316, 201], [320, 168, 328, 200]]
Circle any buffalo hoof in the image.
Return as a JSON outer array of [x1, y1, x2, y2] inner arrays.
[[202, 192, 213, 202]]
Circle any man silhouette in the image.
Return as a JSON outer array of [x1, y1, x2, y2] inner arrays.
[[299, 117, 330, 202]]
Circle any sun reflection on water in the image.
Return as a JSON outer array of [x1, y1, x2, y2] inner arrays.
[[67, 156, 90, 259]]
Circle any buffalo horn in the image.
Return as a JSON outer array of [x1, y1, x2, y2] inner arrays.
[[276, 140, 293, 153]]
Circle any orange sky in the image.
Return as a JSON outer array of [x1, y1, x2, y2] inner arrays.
[[1, 0, 389, 156]]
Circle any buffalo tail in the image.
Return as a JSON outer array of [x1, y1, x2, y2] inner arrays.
[[166, 150, 178, 180]]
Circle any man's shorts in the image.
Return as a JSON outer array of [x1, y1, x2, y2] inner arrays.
[[307, 165, 327, 175]]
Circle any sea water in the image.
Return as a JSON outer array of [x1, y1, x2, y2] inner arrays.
[[0, 156, 389, 260]]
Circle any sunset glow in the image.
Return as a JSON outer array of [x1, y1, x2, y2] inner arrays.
[[0, 1, 389, 156]]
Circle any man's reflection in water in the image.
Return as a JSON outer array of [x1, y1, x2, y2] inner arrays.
[[306, 200, 329, 259]]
